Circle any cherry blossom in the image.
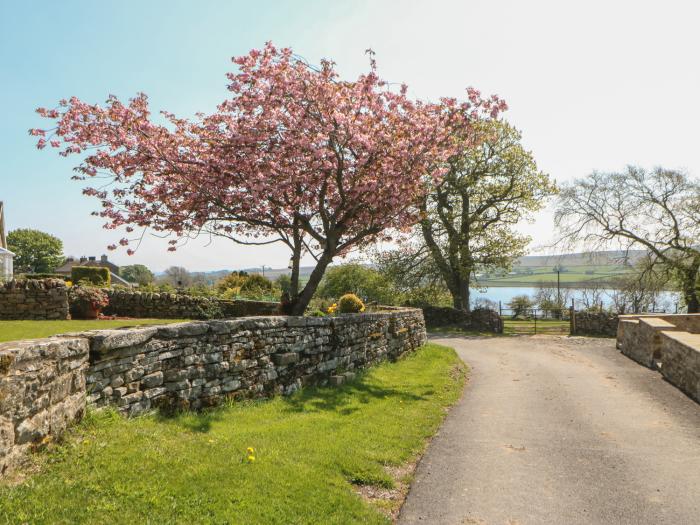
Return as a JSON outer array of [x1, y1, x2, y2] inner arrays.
[[31, 42, 505, 314]]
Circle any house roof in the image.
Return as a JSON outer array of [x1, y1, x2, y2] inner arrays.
[[0, 246, 14, 256], [55, 257, 120, 274]]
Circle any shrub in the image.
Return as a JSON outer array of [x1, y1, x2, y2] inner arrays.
[[241, 274, 273, 292], [22, 273, 70, 281], [308, 309, 326, 317], [317, 264, 394, 304], [69, 285, 109, 318], [216, 271, 249, 293], [71, 266, 110, 286], [399, 284, 452, 308], [337, 293, 365, 314]]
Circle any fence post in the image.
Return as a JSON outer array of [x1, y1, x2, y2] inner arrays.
[[499, 300, 502, 317], [534, 308, 537, 335], [570, 305, 575, 335]]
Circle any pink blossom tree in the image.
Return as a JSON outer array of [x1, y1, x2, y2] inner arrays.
[[32, 43, 505, 314]]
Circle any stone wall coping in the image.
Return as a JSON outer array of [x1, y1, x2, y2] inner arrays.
[[619, 313, 700, 321], [660, 330, 700, 348], [639, 317, 678, 329], [1, 278, 67, 291]]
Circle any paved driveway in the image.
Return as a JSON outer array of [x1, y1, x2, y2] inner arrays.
[[399, 335, 700, 525]]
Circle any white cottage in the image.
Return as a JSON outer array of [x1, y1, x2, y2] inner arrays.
[[0, 201, 13, 281], [0, 246, 13, 281]]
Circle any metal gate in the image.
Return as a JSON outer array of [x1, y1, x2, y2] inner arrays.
[[498, 306, 570, 335]]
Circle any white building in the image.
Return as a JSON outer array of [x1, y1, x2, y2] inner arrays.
[[0, 201, 13, 281], [0, 246, 13, 281]]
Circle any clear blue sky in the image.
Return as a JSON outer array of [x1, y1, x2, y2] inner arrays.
[[2, 0, 699, 271]]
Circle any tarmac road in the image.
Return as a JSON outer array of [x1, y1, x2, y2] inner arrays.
[[399, 335, 700, 525]]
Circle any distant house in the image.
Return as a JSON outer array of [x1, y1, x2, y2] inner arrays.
[[56, 255, 132, 286], [0, 202, 14, 281]]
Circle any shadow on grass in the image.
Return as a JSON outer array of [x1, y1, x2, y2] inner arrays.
[[148, 372, 427, 431], [153, 405, 227, 433], [282, 376, 428, 415]]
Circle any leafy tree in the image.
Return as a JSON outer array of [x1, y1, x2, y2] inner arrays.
[[418, 120, 556, 311], [555, 167, 700, 312], [534, 284, 570, 318], [317, 263, 394, 304], [507, 294, 534, 318], [160, 266, 193, 288], [33, 43, 504, 315], [7, 228, 63, 273], [120, 264, 154, 286]]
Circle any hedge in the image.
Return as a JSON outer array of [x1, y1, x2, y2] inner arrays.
[[71, 266, 111, 286], [21, 273, 70, 281]]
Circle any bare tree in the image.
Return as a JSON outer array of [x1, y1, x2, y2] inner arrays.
[[555, 167, 700, 312], [578, 281, 606, 311], [607, 267, 665, 314]]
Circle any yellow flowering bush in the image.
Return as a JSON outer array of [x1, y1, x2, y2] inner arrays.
[[337, 293, 365, 314]]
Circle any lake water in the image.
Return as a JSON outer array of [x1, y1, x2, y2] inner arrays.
[[470, 286, 682, 313]]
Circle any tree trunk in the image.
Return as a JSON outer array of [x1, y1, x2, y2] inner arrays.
[[289, 250, 333, 316], [459, 280, 470, 313], [290, 232, 302, 298], [683, 284, 700, 313], [680, 263, 700, 313]]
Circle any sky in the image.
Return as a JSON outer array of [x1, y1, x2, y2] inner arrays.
[[1, 0, 699, 272]]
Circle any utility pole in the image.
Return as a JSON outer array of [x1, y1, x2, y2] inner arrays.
[[556, 267, 561, 319]]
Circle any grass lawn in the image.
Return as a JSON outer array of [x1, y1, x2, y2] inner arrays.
[[0, 319, 186, 343], [503, 319, 569, 335], [0, 343, 465, 524]]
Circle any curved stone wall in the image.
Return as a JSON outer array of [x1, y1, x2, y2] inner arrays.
[[0, 308, 426, 476]]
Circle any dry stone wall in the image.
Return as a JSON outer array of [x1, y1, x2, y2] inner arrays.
[[0, 308, 426, 476], [421, 306, 503, 333], [85, 309, 426, 414], [0, 337, 87, 475], [103, 289, 280, 319], [616, 313, 700, 403], [0, 279, 69, 320], [571, 311, 619, 337]]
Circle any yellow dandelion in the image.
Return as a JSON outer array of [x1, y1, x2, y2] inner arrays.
[[247, 455, 256, 463]]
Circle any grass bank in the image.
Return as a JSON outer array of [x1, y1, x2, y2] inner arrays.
[[0, 319, 185, 343], [0, 343, 465, 524]]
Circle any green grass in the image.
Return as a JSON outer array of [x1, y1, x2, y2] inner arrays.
[[479, 264, 631, 287], [0, 319, 186, 343], [0, 344, 465, 524], [503, 319, 569, 335], [427, 319, 570, 337]]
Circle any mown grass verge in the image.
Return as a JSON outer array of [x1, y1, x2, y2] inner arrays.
[[0, 343, 465, 524], [0, 319, 186, 343]]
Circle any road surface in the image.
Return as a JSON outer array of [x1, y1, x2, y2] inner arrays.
[[399, 335, 700, 525]]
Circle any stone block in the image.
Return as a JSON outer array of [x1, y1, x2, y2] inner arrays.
[[141, 371, 164, 388], [272, 352, 299, 366]]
